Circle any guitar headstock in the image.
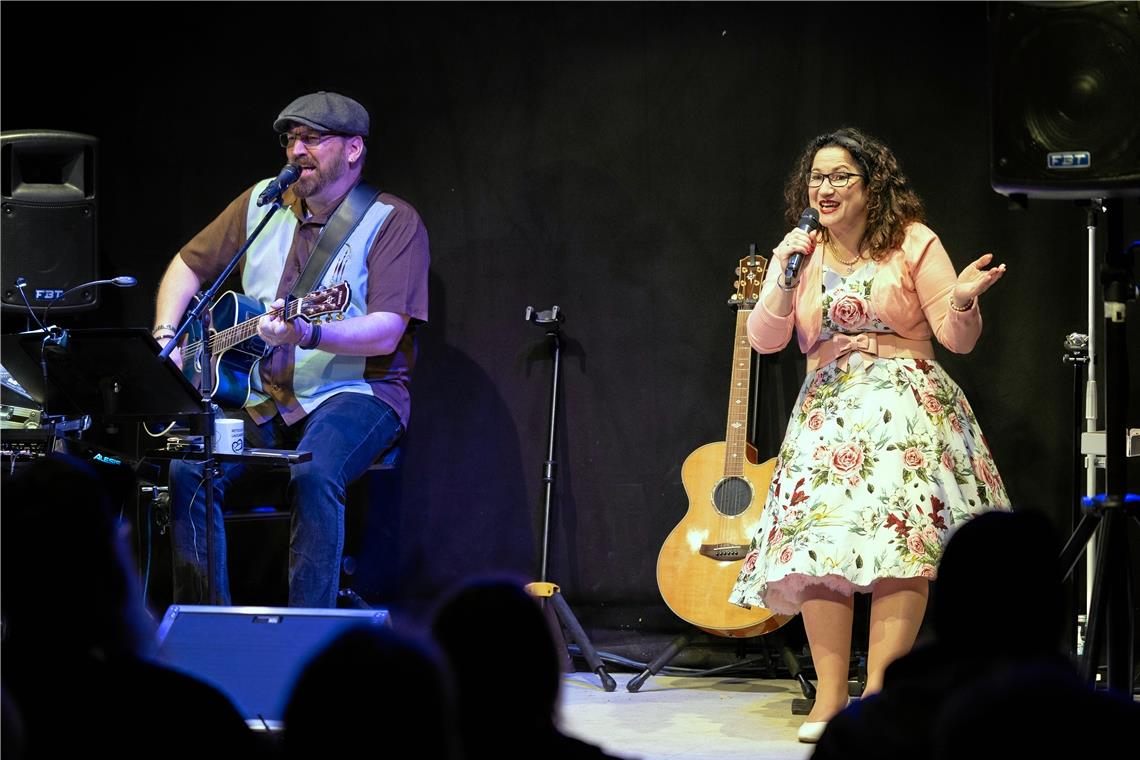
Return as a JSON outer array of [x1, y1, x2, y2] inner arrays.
[[299, 282, 351, 322], [728, 253, 768, 308]]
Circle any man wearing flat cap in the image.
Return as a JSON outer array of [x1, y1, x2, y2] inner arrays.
[[154, 91, 429, 607]]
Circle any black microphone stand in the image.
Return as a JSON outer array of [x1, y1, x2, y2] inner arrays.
[[159, 197, 288, 605], [523, 306, 616, 691]]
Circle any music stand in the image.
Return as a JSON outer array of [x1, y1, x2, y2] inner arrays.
[[0, 328, 203, 423]]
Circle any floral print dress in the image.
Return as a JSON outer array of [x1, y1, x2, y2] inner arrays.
[[728, 260, 1010, 615]]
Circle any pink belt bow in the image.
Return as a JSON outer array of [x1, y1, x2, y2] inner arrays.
[[830, 333, 880, 372], [806, 332, 936, 374]]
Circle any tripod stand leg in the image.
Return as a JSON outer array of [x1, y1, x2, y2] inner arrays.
[[1103, 512, 1134, 695], [1081, 507, 1135, 693], [1060, 511, 1100, 580], [780, 645, 817, 703], [547, 590, 616, 692], [627, 629, 696, 693]]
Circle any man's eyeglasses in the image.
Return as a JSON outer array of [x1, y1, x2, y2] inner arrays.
[[807, 171, 864, 188], [279, 132, 349, 149]]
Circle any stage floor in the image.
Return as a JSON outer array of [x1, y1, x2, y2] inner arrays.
[[559, 671, 813, 760]]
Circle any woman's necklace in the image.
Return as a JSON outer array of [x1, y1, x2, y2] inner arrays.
[[828, 242, 863, 274]]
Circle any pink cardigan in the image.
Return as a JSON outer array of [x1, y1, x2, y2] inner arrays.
[[747, 223, 983, 367]]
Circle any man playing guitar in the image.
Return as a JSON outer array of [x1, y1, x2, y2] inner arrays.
[[153, 91, 429, 607]]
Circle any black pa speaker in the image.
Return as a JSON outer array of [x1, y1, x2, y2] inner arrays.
[[1, 130, 99, 312], [990, 2, 1140, 199], [154, 605, 392, 727]]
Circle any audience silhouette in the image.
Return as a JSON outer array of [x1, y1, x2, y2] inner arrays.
[[932, 655, 1138, 758], [282, 623, 460, 759], [1, 454, 260, 759], [21, 456, 1116, 758], [810, 508, 1139, 758], [431, 577, 623, 759]]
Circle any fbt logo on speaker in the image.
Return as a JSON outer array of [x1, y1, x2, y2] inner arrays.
[[35, 290, 65, 300], [1047, 151, 1091, 170]]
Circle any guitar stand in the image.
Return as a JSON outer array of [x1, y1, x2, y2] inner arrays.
[[626, 626, 816, 710], [527, 581, 616, 692], [524, 306, 615, 692]]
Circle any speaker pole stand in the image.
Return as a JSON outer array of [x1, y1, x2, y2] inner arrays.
[[1059, 201, 1106, 655], [524, 306, 615, 692], [1059, 197, 1138, 694]]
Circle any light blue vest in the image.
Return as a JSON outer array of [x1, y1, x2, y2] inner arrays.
[[242, 178, 394, 414]]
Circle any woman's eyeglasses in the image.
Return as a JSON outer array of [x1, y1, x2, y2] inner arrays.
[[808, 171, 864, 188]]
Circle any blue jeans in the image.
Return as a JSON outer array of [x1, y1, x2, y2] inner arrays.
[[169, 393, 403, 608]]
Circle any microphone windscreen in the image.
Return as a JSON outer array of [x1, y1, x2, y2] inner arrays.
[[280, 163, 302, 184], [797, 207, 821, 232]]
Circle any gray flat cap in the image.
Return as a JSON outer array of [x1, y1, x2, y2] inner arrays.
[[273, 91, 370, 137]]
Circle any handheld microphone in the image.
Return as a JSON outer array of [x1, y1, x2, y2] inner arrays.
[[782, 207, 822, 289], [257, 163, 303, 207]]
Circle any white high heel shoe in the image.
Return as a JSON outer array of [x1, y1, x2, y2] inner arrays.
[[797, 720, 828, 743], [798, 696, 853, 744]]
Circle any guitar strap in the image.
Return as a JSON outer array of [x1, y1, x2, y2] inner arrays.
[[290, 181, 382, 299]]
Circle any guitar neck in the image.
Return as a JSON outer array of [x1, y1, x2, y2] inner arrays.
[[723, 306, 752, 476], [187, 300, 302, 354]]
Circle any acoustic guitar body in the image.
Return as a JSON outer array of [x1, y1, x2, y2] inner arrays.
[[179, 282, 351, 408], [657, 443, 790, 637]]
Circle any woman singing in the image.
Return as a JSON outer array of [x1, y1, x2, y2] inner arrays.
[[728, 127, 1010, 743]]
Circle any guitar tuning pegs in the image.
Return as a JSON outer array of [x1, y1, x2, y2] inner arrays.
[[336, 314, 345, 321]]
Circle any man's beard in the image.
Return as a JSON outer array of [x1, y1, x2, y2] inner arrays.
[[293, 149, 348, 199]]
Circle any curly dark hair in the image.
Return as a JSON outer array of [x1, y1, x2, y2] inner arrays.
[[782, 127, 925, 259]]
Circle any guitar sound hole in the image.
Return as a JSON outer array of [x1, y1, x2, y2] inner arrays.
[[713, 476, 753, 517]]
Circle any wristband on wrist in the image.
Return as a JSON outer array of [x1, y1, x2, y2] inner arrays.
[[152, 323, 177, 337], [299, 322, 322, 350], [949, 295, 975, 312]]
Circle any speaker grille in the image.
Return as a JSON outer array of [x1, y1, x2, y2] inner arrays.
[[991, 2, 1140, 198], [154, 605, 392, 726], [1, 130, 99, 312]]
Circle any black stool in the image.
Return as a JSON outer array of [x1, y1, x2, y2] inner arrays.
[[221, 442, 403, 607]]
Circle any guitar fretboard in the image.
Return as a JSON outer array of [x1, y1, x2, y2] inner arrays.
[[184, 301, 303, 356], [723, 306, 752, 477]]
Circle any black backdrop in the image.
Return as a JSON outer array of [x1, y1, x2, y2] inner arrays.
[[3, 2, 1138, 649]]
